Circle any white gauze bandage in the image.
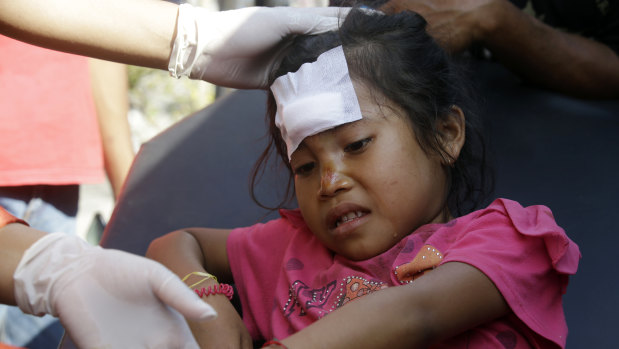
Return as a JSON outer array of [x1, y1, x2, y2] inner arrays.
[[271, 45, 363, 160]]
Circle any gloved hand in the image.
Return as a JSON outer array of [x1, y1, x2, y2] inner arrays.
[[13, 233, 216, 349], [168, 4, 349, 89]]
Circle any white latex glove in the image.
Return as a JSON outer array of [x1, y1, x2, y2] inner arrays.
[[168, 4, 349, 89], [13, 233, 216, 349]]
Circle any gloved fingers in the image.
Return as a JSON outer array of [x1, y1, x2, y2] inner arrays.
[[150, 264, 218, 321], [14, 234, 207, 348], [57, 277, 201, 349]]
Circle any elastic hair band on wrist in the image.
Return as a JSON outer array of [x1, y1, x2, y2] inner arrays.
[[262, 339, 288, 349], [194, 284, 234, 300], [181, 271, 218, 289]]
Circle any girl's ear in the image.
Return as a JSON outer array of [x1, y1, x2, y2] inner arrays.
[[438, 105, 466, 165]]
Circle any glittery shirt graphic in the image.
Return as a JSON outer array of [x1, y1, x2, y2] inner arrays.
[[282, 244, 444, 321]]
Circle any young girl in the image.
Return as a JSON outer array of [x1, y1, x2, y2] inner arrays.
[[147, 8, 580, 349]]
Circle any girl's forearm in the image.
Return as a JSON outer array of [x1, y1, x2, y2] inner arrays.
[[146, 229, 252, 348], [0, 0, 178, 69], [146, 230, 209, 279], [279, 262, 508, 349], [278, 283, 433, 349]]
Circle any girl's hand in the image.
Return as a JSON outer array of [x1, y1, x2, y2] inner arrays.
[[188, 291, 253, 349]]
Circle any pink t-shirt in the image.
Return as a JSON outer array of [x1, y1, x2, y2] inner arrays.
[[0, 36, 104, 186], [227, 198, 581, 348]]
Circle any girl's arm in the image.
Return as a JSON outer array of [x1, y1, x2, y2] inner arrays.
[[275, 261, 509, 348], [146, 227, 253, 349]]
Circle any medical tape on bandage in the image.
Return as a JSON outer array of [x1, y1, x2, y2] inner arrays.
[[271, 45, 363, 160]]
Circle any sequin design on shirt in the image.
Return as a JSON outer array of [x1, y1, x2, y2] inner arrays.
[[283, 280, 337, 318], [394, 244, 444, 284], [281, 245, 444, 321], [283, 276, 389, 320], [335, 276, 389, 308]]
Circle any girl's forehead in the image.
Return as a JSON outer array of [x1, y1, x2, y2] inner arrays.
[[292, 94, 405, 157], [271, 45, 363, 160], [292, 119, 362, 156], [300, 113, 394, 145], [319, 116, 371, 135]]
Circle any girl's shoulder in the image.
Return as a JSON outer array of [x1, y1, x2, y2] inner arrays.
[[229, 208, 307, 235], [423, 199, 581, 348], [435, 198, 581, 274], [463, 198, 559, 228], [452, 198, 568, 242], [228, 208, 314, 252], [278, 208, 306, 227]]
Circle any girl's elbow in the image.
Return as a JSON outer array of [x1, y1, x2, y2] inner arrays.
[[145, 229, 188, 261]]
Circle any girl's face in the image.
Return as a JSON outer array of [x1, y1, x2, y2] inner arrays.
[[290, 82, 451, 261]]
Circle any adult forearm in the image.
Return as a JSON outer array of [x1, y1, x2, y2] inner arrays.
[[0, 0, 177, 69], [480, 0, 619, 99], [0, 224, 46, 305], [89, 59, 134, 199]]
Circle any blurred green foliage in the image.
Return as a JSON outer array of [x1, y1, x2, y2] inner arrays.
[[128, 65, 215, 123]]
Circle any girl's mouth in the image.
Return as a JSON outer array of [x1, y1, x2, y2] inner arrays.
[[326, 203, 371, 236], [335, 210, 368, 228], [331, 210, 369, 238]]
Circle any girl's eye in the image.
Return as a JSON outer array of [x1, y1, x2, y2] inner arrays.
[[344, 137, 372, 153], [294, 162, 315, 176]]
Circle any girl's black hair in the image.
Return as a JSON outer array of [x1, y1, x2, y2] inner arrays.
[[251, 8, 492, 217]]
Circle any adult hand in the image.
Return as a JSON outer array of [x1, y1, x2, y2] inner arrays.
[[13, 233, 216, 349], [381, 0, 498, 52], [169, 4, 349, 89]]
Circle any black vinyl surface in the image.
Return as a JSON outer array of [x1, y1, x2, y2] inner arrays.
[[99, 88, 285, 254]]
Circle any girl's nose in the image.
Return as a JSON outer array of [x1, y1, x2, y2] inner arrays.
[[318, 166, 351, 198]]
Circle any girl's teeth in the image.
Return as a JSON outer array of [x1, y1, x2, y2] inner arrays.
[[336, 211, 363, 227]]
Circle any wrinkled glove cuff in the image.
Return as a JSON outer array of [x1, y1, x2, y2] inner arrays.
[[169, 3, 210, 79], [13, 233, 94, 316]]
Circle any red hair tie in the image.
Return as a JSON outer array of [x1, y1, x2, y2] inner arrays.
[[194, 283, 234, 300]]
